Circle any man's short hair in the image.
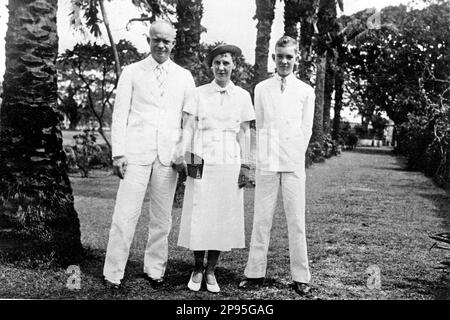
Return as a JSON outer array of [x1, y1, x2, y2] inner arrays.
[[275, 36, 298, 50], [149, 20, 176, 37]]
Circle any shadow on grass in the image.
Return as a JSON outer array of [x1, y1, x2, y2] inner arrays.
[[75, 247, 248, 291], [402, 276, 449, 300], [417, 193, 450, 229]]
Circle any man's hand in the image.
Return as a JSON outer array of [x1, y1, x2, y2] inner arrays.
[[113, 156, 128, 179], [172, 160, 188, 175], [238, 164, 250, 189], [171, 151, 188, 177]]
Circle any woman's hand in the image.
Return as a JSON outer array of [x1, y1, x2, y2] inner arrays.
[[238, 164, 250, 188]]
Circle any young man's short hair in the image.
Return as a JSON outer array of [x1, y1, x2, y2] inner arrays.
[[275, 36, 298, 50]]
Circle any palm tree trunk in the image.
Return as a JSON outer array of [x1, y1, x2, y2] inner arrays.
[[298, 0, 315, 83], [173, 0, 204, 72], [284, 0, 302, 40], [254, 0, 276, 85], [311, 54, 326, 145], [332, 67, 344, 141], [0, 0, 82, 261], [323, 53, 335, 135]]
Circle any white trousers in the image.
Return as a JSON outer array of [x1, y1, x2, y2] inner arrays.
[[244, 168, 311, 283], [103, 157, 177, 284]]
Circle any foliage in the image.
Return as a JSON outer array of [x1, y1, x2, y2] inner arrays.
[[342, 1, 450, 187], [57, 40, 144, 149], [334, 120, 358, 148], [70, 0, 176, 36], [57, 84, 90, 130], [64, 129, 111, 178], [173, 0, 205, 70]]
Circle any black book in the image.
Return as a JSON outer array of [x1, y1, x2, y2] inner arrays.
[[185, 151, 204, 179]]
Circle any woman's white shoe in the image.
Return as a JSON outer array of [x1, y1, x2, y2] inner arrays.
[[205, 273, 220, 293], [187, 272, 202, 291]]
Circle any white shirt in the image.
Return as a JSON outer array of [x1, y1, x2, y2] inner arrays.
[[184, 81, 255, 165], [111, 55, 197, 165], [254, 73, 315, 171]]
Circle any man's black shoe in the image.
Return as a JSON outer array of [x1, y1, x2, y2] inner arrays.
[[143, 273, 165, 289], [103, 278, 121, 292], [238, 277, 264, 290], [293, 282, 319, 299]]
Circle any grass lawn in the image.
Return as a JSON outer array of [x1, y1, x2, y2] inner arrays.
[[0, 148, 448, 300]]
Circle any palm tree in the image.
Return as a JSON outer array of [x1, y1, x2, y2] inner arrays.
[[297, 0, 316, 83], [0, 0, 82, 261], [173, 0, 204, 70], [254, 0, 277, 85], [332, 60, 345, 141], [323, 54, 335, 135], [284, 0, 302, 40], [310, 0, 342, 146]]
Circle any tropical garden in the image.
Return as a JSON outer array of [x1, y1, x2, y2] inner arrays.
[[0, 0, 448, 300]]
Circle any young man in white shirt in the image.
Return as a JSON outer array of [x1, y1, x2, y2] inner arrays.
[[102, 20, 196, 290], [239, 36, 316, 298]]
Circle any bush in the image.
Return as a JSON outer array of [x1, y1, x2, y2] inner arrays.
[[395, 102, 450, 189], [346, 134, 358, 150], [64, 129, 111, 177]]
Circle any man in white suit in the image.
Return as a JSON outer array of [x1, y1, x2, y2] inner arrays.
[[103, 20, 196, 289], [239, 36, 316, 298]]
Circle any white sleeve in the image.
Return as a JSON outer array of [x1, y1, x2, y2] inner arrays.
[[301, 86, 315, 147], [111, 66, 132, 158]]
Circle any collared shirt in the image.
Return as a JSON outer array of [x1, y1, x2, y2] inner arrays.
[[254, 73, 315, 172], [184, 80, 255, 165], [275, 73, 288, 93], [152, 57, 170, 97], [210, 80, 235, 105]]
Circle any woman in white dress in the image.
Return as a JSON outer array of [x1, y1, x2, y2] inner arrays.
[[177, 44, 255, 293]]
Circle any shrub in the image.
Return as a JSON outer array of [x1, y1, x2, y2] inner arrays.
[[64, 129, 111, 177], [395, 101, 450, 189]]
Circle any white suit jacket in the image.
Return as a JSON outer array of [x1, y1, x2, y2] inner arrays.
[[255, 74, 315, 172], [111, 55, 197, 166]]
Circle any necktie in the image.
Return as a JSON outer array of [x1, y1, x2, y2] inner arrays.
[[281, 77, 287, 93], [155, 64, 167, 97]]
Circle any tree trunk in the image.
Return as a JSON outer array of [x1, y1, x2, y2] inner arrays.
[[0, 0, 82, 261], [284, 0, 302, 40], [323, 52, 335, 136], [311, 54, 326, 146], [173, 0, 204, 71], [254, 0, 276, 85], [298, 0, 315, 83], [99, 0, 121, 80], [332, 67, 344, 141]]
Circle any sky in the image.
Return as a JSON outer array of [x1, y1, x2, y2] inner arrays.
[[0, 0, 413, 78]]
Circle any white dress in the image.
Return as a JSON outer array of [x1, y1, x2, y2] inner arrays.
[[177, 81, 255, 251]]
